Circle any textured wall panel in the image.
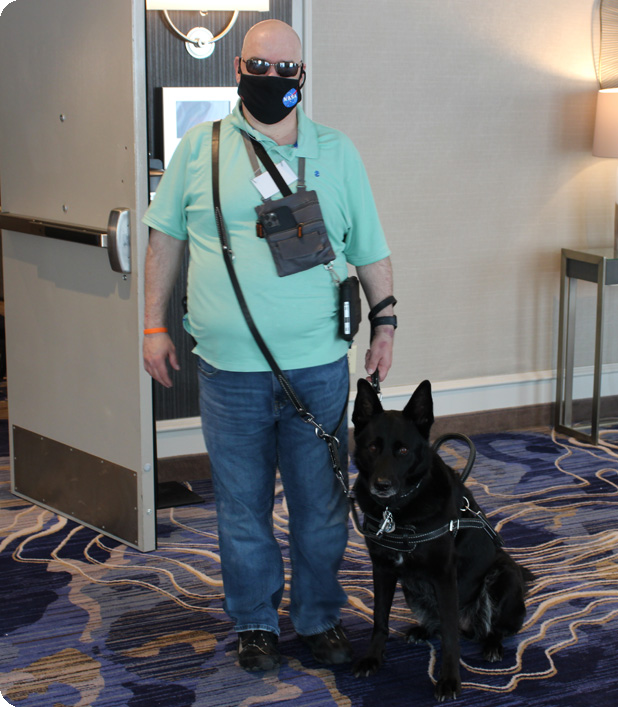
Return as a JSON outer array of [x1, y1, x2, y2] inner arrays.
[[310, 0, 618, 389], [146, 3, 292, 420]]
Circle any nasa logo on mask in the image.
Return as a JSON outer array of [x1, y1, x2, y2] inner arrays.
[[282, 88, 298, 108]]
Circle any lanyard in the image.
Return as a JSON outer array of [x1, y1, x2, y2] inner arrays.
[[240, 130, 306, 199]]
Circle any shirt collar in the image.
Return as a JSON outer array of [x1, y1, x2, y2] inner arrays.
[[229, 101, 319, 160]]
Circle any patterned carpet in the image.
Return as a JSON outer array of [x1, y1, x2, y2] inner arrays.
[[1, 421, 618, 706]]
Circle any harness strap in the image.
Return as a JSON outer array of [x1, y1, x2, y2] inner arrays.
[[212, 120, 348, 495], [349, 496, 503, 552]]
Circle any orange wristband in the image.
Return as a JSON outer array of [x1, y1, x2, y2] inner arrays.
[[143, 327, 168, 335]]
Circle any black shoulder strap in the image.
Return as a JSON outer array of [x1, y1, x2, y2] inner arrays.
[[211, 120, 349, 493], [212, 121, 288, 389]]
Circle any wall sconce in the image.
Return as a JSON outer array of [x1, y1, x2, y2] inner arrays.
[[593, 88, 618, 254], [146, 1, 269, 59]]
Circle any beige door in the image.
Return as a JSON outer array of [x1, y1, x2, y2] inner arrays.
[[0, 0, 156, 550]]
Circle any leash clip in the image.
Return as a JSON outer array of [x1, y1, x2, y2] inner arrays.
[[461, 496, 504, 546], [371, 369, 382, 401], [311, 419, 339, 448], [324, 262, 341, 285], [302, 411, 329, 441]]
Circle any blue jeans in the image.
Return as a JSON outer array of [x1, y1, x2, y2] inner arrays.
[[197, 355, 350, 636]]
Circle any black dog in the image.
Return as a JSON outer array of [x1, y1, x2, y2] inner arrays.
[[351, 379, 533, 702]]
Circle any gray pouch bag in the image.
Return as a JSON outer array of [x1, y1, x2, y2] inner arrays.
[[255, 190, 335, 277]]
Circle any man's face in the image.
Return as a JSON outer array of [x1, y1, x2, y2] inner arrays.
[[235, 25, 303, 82]]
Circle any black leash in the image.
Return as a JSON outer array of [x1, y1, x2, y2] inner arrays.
[[211, 120, 349, 494], [369, 296, 398, 338], [210, 123, 498, 557]]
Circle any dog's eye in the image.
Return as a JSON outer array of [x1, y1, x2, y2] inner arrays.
[[368, 443, 380, 454], [397, 446, 409, 456]]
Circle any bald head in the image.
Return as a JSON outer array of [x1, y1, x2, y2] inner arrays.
[[235, 20, 305, 139], [241, 20, 302, 64]]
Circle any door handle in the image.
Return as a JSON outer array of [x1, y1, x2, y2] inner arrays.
[[0, 208, 132, 274], [106, 208, 131, 274]]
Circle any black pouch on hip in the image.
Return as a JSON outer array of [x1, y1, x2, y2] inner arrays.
[[339, 275, 361, 341], [255, 190, 335, 277]]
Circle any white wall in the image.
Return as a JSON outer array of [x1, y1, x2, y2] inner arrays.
[[309, 0, 618, 403], [157, 0, 618, 456]]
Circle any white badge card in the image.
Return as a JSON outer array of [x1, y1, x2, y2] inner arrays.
[[251, 161, 298, 199]]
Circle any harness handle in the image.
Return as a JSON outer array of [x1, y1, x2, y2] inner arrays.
[[432, 433, 476, 482]]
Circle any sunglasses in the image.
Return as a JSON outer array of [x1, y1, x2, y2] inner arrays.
[[241, 57, 301, 78]]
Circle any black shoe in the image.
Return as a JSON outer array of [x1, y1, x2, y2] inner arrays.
[[238, 630, 280, 672], [300, 623, 353, 664]]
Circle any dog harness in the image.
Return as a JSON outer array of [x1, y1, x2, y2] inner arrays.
[[348, 435, 503, 553], [349, 495, 504, 553], [347, 425, 504, 553]]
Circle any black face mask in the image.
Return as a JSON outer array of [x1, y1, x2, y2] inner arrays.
[[237, 73, 303, 125]]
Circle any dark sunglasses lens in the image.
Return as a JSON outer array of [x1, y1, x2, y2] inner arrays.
[[245, 59, 268, 74], [244, 59, 299, 77], [276, 62, 299, 77]]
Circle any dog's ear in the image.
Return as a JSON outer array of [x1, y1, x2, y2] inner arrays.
[[352, 378, 383, 430], [403, 379, 434, 439]]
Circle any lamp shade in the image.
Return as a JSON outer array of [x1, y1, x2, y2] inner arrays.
[[146, 1, 268, 9], [593, 89, 618, 158]]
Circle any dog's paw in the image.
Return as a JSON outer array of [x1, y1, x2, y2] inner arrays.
[[482, 639, 504, 663], [434, 675, 461, 702], [352, 655, 382, 677], [405, 625, 431, 644]]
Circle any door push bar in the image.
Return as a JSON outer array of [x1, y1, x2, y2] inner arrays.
[[0, 208, 131, 274]]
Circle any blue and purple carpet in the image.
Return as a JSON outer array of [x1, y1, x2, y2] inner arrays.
[[1, 425, 618, 706]]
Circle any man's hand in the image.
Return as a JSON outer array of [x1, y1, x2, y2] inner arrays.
[[356, 256, 396, 383], [143, 332, 180, 388], [142, 229, 186, 387], [365, 327, 394, 382]]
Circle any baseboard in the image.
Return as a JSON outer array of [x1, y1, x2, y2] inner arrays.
[[155, 366, 618, 458], [156, 416, 204, 459]]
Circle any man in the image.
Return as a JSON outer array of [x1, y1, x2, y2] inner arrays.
[[142, 20, 395, 672]]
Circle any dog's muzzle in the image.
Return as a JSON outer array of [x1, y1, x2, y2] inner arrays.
[[370, 477, 398, 500]]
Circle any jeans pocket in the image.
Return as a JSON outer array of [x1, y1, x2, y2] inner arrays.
[[197, 357, 220, 379]]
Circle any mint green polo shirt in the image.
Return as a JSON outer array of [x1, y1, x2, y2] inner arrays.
[[143, 103, 390, 372]]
